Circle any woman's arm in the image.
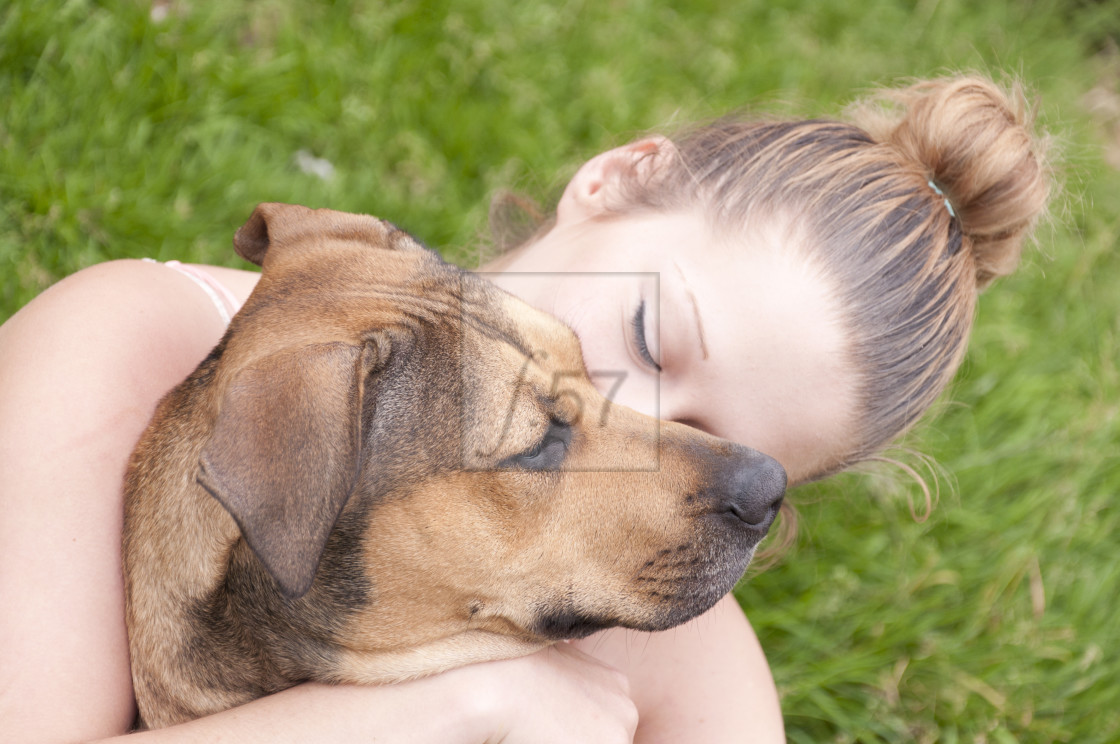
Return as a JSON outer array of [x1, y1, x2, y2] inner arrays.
[[89, 678, 487, 744], [88, 646, 636, 744], [575, 595, 786, 744]]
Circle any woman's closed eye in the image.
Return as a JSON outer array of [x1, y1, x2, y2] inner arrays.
[[631, 300, 661, 372]]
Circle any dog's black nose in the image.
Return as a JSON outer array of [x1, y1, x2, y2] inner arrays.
[[707, 449, 786, 533], [729, 453, 786, 529]]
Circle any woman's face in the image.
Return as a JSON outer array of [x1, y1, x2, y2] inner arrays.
[[483, 210, 854, 485]]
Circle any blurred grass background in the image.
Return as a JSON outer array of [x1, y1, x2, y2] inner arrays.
[[2, 0, 1118, 741]]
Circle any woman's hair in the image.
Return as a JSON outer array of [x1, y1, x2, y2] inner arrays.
[[649, 76, 1050, 480], [502, 74, 1049, 481]]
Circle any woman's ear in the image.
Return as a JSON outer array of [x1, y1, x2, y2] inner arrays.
[[556, 136, 674, 225]]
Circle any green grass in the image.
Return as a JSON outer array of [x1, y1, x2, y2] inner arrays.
[[3, 1, 1119, 741]]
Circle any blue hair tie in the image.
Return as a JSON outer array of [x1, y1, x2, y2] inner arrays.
[[927, 179, 956, 219]]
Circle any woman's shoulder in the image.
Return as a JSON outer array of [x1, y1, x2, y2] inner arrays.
[[2, 259, 257, 386]]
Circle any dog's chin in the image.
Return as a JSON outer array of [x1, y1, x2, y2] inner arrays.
[[532, 545, 758, 640], [638, 561, 755, 632]]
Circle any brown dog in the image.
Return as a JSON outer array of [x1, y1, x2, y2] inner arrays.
[[122, 203, 786, 728]]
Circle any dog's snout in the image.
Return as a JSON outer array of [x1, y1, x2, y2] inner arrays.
[[705, 450, 786, 532]]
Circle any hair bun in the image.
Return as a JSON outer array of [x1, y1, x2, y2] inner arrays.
[[849, 75, 1051, 288]]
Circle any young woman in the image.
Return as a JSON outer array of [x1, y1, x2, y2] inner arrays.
[[0, 74, 1049, 743]]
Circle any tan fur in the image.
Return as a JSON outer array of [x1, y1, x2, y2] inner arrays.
[[123, 203, 786, 728]]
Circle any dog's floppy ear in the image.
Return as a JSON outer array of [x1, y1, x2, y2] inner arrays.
[[234, 202, 426, 268], [198, 334, 390, 598]]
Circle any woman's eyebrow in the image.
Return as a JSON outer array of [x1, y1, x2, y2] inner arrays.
[[672, 261, 709, 361]]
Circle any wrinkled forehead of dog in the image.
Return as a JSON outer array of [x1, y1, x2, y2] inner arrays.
[[230, 202, 584, 415]]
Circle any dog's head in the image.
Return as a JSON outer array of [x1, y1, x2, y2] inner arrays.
[[198, 203, 785, 673]]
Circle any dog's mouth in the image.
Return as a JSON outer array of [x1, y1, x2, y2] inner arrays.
[[528, 541, 758, 641], [531, 607, 619, 641]]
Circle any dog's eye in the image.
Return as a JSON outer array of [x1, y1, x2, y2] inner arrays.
[[500, 420, 571, 471]]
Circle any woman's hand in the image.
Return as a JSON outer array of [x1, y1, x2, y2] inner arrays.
[[460, 643, 639, 744]]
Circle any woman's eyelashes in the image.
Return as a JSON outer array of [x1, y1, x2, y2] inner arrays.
[[631, 300, 661, 372]]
